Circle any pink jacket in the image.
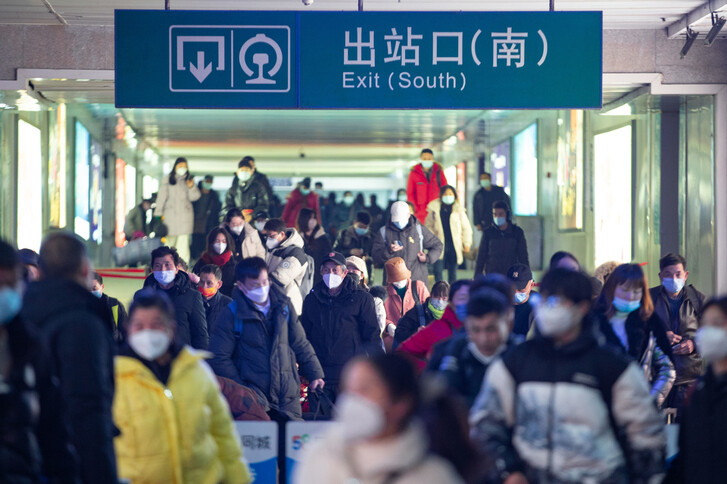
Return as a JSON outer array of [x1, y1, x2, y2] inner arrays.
[[383, 279, 430, 328]]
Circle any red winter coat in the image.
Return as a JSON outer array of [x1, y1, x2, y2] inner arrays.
[[282, 188, 322, 228], [406, 163, 447, 223], [396, 305, 462, 372]]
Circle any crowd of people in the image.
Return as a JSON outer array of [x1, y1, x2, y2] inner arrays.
[[2, 149, 726, 484]]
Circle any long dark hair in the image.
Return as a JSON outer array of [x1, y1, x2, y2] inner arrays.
[[205, 227, 234, 256], [169, 157, 189, 185], [594, 263, 654, 320], [297, 208, 317, 235], [439, 184, 458, 201]]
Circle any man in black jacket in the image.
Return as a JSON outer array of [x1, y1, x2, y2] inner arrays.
[[198, 264, 232, 335], [334, 211, 375, 283], [649, 252, 705, 415], [191, 175, 222, 259], [138, 245, 209, 349], [21, 232, 118, 484], [301, 251, 382, 411], [472, 172, 511, 231], [508, 263, 536, 338], [91, 271, 128, 342], [221, 157, 269, 221], [475, 200, 529, 276]]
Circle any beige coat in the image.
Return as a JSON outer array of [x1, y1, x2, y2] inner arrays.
[[238, 222, 266, 260], [265, 228, 308, 315], [154, 175, 201, 236], [424, 199, 473, 265]]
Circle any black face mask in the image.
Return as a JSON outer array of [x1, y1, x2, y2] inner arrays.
[[348, 273, 361, 285]]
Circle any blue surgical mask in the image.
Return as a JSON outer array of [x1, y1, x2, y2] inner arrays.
[[454, 303, 468, 322], [202, 181, 213, 190], [442, 195, 455, 205], [398, 193, 408, 202], [91, 289, 103, 298], [480, 179, 492, 189], [494, 217, 506, 227], [153, 270, 176, 286], [430, 298, 448, 311], [355, 227, 369, 236], [0, 287, 22, 325], [613, 297, 641, 313], [513, 291, 528, 304], [662, 278, 685, 295], [420, 160, 434, 169], [300, 187, 311, 196], [394, 221, 407, 230]]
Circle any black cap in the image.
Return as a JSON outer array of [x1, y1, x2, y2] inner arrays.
[[507, 263, 532, 290], [18, 248, 39, 267], [321, 251, 347, 267], [253, 210, 270, 221]]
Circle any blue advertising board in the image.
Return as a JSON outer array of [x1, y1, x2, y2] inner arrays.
[[115, 10, 602, 109]]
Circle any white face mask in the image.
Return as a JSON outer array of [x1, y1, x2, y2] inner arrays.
[[255, 221, 267, 231], [392, 280, 408, 289], [430, 298, 447, 310], [420, 160, 434, 169], [237, 170, 252, 182], [695, 326, 727, 363], [212, 242, 227, 255], [229, 225, 243, 236], [335, 393, 385, 442], [153, 270, 176, 286], [535, 302, 581, 338], [266, 237, 281, 250], [175, 167, 187, 177], [241, 284, 270, 304], [129, 329, 171, 361], [323, 273, 343, 290]]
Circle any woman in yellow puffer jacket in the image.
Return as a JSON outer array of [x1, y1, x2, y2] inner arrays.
[[113, 288, 252, 484]]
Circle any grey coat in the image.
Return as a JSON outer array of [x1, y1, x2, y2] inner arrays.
[[372, 219, 443, 285], [154, 175, 201, 236]]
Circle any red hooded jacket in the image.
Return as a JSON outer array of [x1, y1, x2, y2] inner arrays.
[[406, 163, 447, 223], [396, 305, 462, 372], [281, 188, 322, 228]]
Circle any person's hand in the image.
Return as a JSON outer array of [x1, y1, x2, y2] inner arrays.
[[386, 323, 396, 337], [463, 245, 471, 253], [351, 248, 363, 257], [417, 251, 427, 263], [187, 272, 200, 285], [390, 243, 403, 252], [309, 379, 325, 391], [186, 178, 194, 188], [666, 331, 682, 345], [504, 472, 529, 484], [476, 224, 482, 231], [674, 339, 694, 355]]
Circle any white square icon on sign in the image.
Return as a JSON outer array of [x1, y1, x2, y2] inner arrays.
[[169, 25, 291, 93]]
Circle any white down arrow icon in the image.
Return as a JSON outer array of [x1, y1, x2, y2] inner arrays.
[[190, 51, 212, 83]]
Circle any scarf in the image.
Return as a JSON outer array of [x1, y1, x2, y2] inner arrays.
[[202, 250, 232, 267]]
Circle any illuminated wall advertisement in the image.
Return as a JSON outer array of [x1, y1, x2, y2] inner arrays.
[[490, 140, 511, 195], [17, 120, 43, 251], [594, 125, 632, 267], [74, 121, 91, 240], [115, 159, 127, 248], [143, 175, 160, 200], [456, 162, 466, 205], [557, 110, 584, 231], [512, 124, 538, 216], [125, 164, 137, 213], [48, 104, 67, 228], [90, 140, 103, 243]]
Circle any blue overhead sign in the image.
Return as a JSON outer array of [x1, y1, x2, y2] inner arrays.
[[115, 10, 602, 109]]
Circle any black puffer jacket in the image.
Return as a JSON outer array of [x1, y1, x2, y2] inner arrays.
[[301, 277, 383, 385], [475, 222, 529, 276], [202, 290, 232, 336], [392, 299, 437, 350], [221, 176, 269, 220], [22, 278, 118, 484], [140, 271, 209, 349], [209, 285, 323, 420]]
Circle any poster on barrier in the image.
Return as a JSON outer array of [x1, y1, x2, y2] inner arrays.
[[235, 421, 278, 483], [285, 421, 334, 482]]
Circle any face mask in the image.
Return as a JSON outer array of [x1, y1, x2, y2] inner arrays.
[[392, 280, 408, 289], [154, 270, 176, 286], [454, 303, 469, 322], [229, 224, 243, 236], [430, 298, 447, 311], [480, 179, 492, 189], [200, 286, 218, 298], [428, 300, 446, 320], [695, 326, 727, 363], [323, 273, 343, 290], [393, 220, 408, 230], [212, 242, 227, 255], [662, 278, 685, 294], [175, 167, 187, 177], [307, 218, 317, 231], [535, 303, 581, 337], [335, 393, 385, 442], [420, 160, 434, 169], [255, 221, 267, 231], [237, 170, 251, 182], [398, 193, 408, 202], [442, 195, 455, 205], [300, 187, 311, 196], [348, 273, 362, 285], [202, 181, 213, 190], [355, 226, 369, 236], [241, 284, 270, 304], [0, 287, 22, 325], [343, 196, 354, 206], [494, 217, 506, 227], [129, 329, 171, 361], [613, 297, 641, 314], [266, 237, 281, 250], [91, 289, 103, 299], [513, 291, 528, 304]]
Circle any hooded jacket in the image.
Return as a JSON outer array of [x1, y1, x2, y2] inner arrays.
[[209, 285, 324, 420], [113, 347, 251, 484], [406, 162, 447, 223], [154, 174, 201, 236], [649, 284, 705, 385], [222, 176, 269, 220], [371, 218, 443, 285], [475, 222, 529, 276], [141, 271, 209, 350], [424, 198, 474, 265], [472, 185, 511, 229], [396, 306, 463, 372], [22, 278, 118, 484], [265, 228, 308, 315], [470, 317, 666, 484], [282, 188, 322, 228], [301, 277, 383, 385]]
